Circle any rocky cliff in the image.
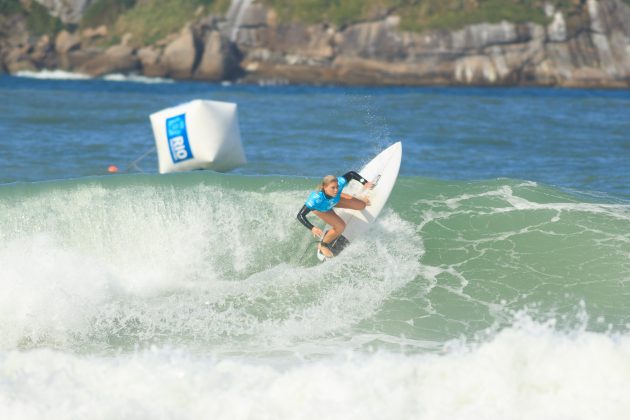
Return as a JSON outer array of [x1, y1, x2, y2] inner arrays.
[[2, 0, 629, 87]]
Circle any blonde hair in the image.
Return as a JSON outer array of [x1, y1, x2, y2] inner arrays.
[[318, 175, 337, 191]]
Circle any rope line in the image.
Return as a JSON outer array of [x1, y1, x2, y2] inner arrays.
[[124, 146, 156, 173]]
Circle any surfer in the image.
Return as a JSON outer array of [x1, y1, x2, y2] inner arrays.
[[297, 171, 373, 258]]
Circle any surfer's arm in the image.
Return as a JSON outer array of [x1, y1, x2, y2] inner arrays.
[[297, 205, 316, 231], [342, 171, 367, 185], [342, 171, 374, 189]]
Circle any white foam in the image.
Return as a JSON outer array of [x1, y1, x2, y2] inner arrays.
[[0, 234, 122, 349], [14, 70, 175, 84], [0, 183, 424, 352], [0, 178, 628, 418], [427, 184, 630, 222], [103, 73, 174, 84], [14, 69, 91, 80], [2, 322, 630, 420]]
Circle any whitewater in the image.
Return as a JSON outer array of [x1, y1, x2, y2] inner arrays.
[[0, 75, 629, 419], [1, 172, 628, 419]]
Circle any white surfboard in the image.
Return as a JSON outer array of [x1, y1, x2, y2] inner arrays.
[[317, 141, 402, 261]]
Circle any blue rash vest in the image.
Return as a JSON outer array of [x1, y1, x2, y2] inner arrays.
[[296, 171, 368, 231], [304, 176, 348, 212]]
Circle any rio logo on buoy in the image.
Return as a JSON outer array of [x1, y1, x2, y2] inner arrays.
[[166, 114, 194, 163]]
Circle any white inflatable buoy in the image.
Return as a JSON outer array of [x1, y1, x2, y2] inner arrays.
[[150, 99, 246, 174]]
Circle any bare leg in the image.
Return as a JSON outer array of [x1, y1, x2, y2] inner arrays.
[[336, 196, 367, 211], [313, 210, 346, 257]]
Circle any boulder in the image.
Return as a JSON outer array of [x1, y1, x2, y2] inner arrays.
[[55, 30, 81, 54], [30, 34, 52, 63], [138, 46, 167, 77], [82, 25, 108, 40], [195, 31, 240, 80], [162, 26, 197, 79], [78, 44, 139, 76], [66, 47, 101, 70], [5, 47, 36, 73]]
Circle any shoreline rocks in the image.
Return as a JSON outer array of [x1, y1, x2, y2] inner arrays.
[[1, 0, 629, 87]]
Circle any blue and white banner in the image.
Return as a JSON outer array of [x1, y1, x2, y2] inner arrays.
[[166, 114, 193, 163]]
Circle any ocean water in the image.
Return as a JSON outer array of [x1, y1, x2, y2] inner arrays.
[[0, 73, 629, 419]]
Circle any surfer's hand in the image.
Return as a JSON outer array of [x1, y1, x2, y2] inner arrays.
[[362, 196, 371, 206], [311, 227, 323, 238], [364, 181, 375, 190]]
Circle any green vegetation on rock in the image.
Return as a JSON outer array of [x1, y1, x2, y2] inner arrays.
[[3, 0, 622, 46], [26, 1, 64, 35], [0, 0, 21, 15], [261, 0, 577, 31], [115, 0, 182, 44], [82, 0, 230, 46], [0, 0, 64, 35], [82, 0, 137, 29], [258, 0, 384, 27], [114, 0, 201, 45], [400, 0, 550, 31], [263, 0, 388, 27]]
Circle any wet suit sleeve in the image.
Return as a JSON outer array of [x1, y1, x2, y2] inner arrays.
[[297, 205, 315, 231], [342, 171, 368, 185]]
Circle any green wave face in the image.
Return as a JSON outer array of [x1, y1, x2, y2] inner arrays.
[[386, 177, 629, 345], [0, 173, 628, 354]]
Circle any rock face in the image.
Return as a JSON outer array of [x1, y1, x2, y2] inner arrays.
[[137, 46, 165, 77], [230, 0, 630, 87], [2, 0, 629, 87], [195, 30, 241, 80], [78, 44, 139, 76], [54, 30, 80, 54], [162, 26, 198, 79]]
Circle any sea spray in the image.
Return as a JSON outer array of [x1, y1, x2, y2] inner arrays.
[[0, 173, 628, 354], [0, 173, 423, 353], [0, 171, 628, 418]]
